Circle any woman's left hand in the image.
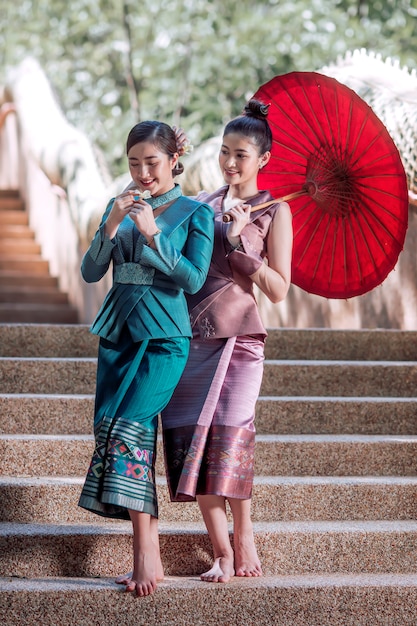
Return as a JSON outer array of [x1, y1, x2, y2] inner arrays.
[[128, 199, 158, 242]]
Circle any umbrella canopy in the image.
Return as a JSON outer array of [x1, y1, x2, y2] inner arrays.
[[253, 71, 409, 299]]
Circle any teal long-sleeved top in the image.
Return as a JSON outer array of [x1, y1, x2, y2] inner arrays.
[[82, 194, 214, 344]]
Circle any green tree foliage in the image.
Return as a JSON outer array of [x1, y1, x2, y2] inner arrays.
[[1, 0, 416, 176]]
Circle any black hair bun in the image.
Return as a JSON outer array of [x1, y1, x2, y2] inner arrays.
[[244, 99, 270, 119]]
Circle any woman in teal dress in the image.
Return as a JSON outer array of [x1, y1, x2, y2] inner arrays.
[[78, 120, 214, 597]]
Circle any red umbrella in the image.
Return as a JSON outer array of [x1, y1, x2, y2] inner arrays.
[[251, 71, 409, 299]]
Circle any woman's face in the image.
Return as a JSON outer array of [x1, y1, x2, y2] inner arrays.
[[128, 140, 178, 197], [219, 132, 267, 188]]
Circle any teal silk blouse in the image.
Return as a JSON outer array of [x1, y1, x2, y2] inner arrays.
[[81, 194, 214, 344]]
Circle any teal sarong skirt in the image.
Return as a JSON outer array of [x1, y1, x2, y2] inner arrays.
[[78, 326, 189, 520]]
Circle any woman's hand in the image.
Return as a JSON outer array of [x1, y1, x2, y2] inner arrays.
[[172, 125, 192, 156], [105, 190, 138, 239], [128, 199, 158, 243], [226, 203, 251, 248]]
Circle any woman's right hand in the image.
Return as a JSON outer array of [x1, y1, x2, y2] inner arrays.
[[226, 203, 251, 248], [105, 191, 137, 238]]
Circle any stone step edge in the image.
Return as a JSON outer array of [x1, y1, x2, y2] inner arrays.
[[2, 475, 417, 487], [2, 432, 417, 445], [2, 519, 417, 535], [2, 357, 417, 365], [1, 572, 416, 592], [3, 392, 417, 402]]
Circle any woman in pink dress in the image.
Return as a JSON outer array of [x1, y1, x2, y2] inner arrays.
[[161, 99, 293, 582]]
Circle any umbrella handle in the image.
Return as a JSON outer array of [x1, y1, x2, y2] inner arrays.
[[222, 190, 307, 222]]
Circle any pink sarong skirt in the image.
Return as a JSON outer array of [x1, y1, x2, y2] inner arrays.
[[161, 334, 264, 501]]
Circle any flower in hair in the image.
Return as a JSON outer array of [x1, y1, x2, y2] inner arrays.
[[173, 125, 193, 157], [179, 142, 194, 156]]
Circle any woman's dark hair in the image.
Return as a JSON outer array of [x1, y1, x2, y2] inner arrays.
[[223, 99, 272, 155], [126, 121, 184, 176]]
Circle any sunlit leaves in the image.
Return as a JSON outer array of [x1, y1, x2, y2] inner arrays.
[[1, 0, 415, 176]]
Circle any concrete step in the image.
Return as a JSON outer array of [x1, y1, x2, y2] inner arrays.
[[1, 394, 416, 436], [0, 357, 96, 393], [0, 394, 94, 434], [0, 257, 49, 273], [0, 239, 41, 255], [1, 434, 416, 478], [1, 476, 416, 523], [0, 287, 70, 304], [0, 273, 59, 289], [256, 396, 417, 435], [0, 224, 33, 238], [2, 325, 417, 361], [261, 360, 417, 397], [0, 193, 24, 212], [254, 434, 417, 475], [0, 209, 27, 224], [0, 304, 79, 324], [1, 573, 416, 626], [0, 324, 96, 357], [264, 328, 417, 361], [1, 520, 417, 578], [1, 357, 417, 396]]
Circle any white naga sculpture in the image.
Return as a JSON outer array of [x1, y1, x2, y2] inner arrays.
[[320, 48, 417, 201]]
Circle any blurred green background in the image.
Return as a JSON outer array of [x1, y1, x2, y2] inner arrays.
[[2, 0, 416, 177]]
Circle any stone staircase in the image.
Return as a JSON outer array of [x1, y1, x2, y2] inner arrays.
[[0, 323, 416, 625], [0, 190, 78, 323]]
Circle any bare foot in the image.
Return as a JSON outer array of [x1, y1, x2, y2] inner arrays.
[[116, 544, 164, 586], [125, 547, 159, 597], [200, 556, 235, 583], [234, 535, 263, 577], [116, 560, 164, 586]]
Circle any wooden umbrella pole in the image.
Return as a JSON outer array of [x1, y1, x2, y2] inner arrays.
[[222, 189, 307, 222]]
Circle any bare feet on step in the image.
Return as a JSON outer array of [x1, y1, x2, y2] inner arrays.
[[200, 556, 235, 583], [234, 534, 262, 577]]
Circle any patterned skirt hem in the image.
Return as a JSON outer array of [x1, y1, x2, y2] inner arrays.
[[78, 494, 157, 520]]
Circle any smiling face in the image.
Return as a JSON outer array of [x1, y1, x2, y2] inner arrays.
[[128, 140, 178, 197], [219, 132, 270, 196]]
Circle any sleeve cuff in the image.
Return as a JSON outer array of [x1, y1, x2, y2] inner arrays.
[[88, 223, 117, 263]]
